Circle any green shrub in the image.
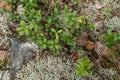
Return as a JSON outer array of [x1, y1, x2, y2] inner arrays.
[[76, 57, 92, 76], [15, 1, 87, 55], [103, 29, 120, 48]]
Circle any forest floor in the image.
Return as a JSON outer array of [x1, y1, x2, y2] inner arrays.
[[0, 0, 120, 80]]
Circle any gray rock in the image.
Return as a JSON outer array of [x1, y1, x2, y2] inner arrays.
[[10, 39, 38, 70], [2, 39, 39, 80]]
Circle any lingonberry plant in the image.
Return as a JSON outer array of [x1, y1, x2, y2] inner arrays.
[[76, 57, 92, 76], [16, 2, 88, 55], [7, 0, 93, 75]]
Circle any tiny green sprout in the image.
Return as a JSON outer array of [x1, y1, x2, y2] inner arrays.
[[76, 57, 92, 76], [51, 29, 62, 41]]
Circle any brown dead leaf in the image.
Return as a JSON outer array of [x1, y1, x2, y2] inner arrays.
[[103, 48, 112, 55], [94, 42, 111, 56], [0, 1, 11, 10], [86, 41, 94, 50], [76, 32, 88, 46], [0, 50, 7, 61]]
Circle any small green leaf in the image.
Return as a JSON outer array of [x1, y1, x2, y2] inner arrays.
[[55, 33, 59, 41], [19, 31, 25, 36], [25, 30, 29, 36], [29, 23, 34, 29], [20, 20, 26, 27], [55, 39, 58, 43], [55, 44, 59, 49], [69, 21, 74, 27], [108, 29, 112, 35], [58, 29, 63, 33], [41, 44, 47, 50], [48, 40, 54, 44], [72, 11, 77, 16], [64, 16, 69, 22], [36, 16, 41, 22], [51, 28, 56, 33], [49, 45, 54, 50], [43, 38, 47, 43], [71, 17, 75, 21], [83, 58, 89, 65], [81, 70, 88, 76], [16, 27, 23, 31]]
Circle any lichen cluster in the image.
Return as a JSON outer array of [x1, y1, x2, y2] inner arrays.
[[81, 0, 120, 30], [15, 56, 79, 80], [15, 55, 119, 80], [0, 13, 11, 48], [105, 16, 120, 30]]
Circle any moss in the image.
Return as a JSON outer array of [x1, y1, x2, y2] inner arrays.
[[0, 13, 11, 47]]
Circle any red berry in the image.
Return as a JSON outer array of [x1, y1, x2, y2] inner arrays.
[[40, 20, 46, 25], [73, 56, 78, 60], [50, 24, 56, 28], [72, 53, 79, 61]]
